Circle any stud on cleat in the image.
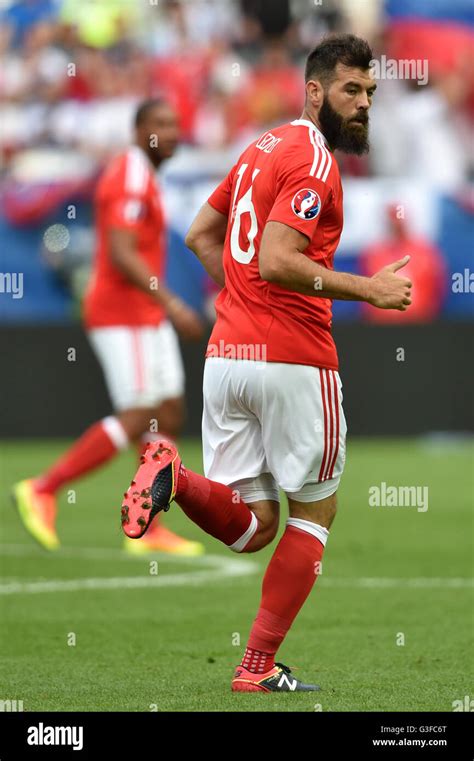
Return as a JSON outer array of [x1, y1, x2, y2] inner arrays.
[[121, 505, 130, 524]]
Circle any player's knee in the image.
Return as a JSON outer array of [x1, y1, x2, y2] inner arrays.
[[288, 492, 338, 530]]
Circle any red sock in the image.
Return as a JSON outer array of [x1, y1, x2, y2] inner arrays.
[[242, 520, 328, 672], [175, 466, 258, 550], [241, 647, 274, 674], [35, 417, 128, 495]]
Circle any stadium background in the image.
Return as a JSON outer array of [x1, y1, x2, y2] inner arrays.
[[0, 0, 473, 715], [0, 0, 473, 438]]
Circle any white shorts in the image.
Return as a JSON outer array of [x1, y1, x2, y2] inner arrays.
[[88, 322, 185, 411], [202, 358, 347, 503]]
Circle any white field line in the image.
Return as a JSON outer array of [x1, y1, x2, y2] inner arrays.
[[0, 544, 472, 594], [321, 577, 474, 589], [0, 544, 259, 595]]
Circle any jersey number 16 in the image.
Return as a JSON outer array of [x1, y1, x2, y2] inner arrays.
[[230, 163, 261, 265]]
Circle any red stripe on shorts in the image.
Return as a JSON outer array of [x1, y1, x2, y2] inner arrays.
[[327, 371, 340, 480], [131, 329, 145, 393], [318, 368, 330, 482], [323, 369, 335, 481]]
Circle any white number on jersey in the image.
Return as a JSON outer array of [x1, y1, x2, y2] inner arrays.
[[230, 163, 261, 265]]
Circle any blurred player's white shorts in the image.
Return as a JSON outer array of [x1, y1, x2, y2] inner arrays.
[[88, 322, 185, 411], [202, 357, 347, 502]]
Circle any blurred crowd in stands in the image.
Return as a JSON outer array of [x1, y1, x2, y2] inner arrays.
[[1, 0, 473, 187], [0, 0, 472, 325]]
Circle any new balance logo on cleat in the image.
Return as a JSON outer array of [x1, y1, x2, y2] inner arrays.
[[231, 662, 320, 693], [276, 672, 297, 691]]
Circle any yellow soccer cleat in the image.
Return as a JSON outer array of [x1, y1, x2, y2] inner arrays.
[[12, 479, 60, 551], [123, 523, 204, 557]]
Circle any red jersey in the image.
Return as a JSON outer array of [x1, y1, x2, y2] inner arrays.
[[83, 146, 166, 328], [206, 119, 343, 369]]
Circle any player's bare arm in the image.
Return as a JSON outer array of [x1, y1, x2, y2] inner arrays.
[[185, 202, 228, 287], [108, 226, 204, 339], [259, 221, 412, 311]]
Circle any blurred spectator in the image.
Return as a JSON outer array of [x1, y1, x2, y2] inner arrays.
[[229, 37, 303, 136], [360, 204, 447, 323], [59, 0, 138, 49], [1, 0, 58, 47], [294, 0, 347, 45], [369, 80, 469, 190], [145, 0, 238, 57], [2, 20, 68, 101]]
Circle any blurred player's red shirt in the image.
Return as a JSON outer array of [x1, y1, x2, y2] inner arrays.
[[207, 119, 343, 369], [83, 146, 165, 328]]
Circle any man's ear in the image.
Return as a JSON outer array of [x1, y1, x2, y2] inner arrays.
[[305, 79, 324, 109]]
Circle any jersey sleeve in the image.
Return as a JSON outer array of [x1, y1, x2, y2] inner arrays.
[[105, 157, 150, 232], [267, 150, 333, 241], [207, 165, 236, 216]]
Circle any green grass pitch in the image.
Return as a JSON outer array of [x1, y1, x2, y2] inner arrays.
[[1, 438, 472, 712]]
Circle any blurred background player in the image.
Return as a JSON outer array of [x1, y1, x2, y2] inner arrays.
[[12, 98, 205, 557]]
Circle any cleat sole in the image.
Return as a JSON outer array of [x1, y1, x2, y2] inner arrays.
[[121, 440, 180, 539]]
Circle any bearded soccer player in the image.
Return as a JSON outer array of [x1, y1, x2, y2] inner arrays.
[[13, 99, 205, 557], [120, 35, 412, 690]]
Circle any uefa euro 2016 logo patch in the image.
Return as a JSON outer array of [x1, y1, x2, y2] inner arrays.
[[291, 189, 321, 220]]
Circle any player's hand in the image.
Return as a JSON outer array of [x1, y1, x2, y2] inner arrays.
[[368, 255, 413, 310], [167, 298, 205, 341]]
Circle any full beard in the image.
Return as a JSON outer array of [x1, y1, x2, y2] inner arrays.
[[318, 97, 369, 155]]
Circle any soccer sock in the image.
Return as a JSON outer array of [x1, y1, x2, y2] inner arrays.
[[35, 417, 128, 495], [175, 466, 258, 551], [241, 647, 274, 674], [241, 518, 328, 673]]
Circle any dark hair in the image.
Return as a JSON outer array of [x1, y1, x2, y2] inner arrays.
[[134, 98, 166, 127], [305, 34, 373, 87]]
